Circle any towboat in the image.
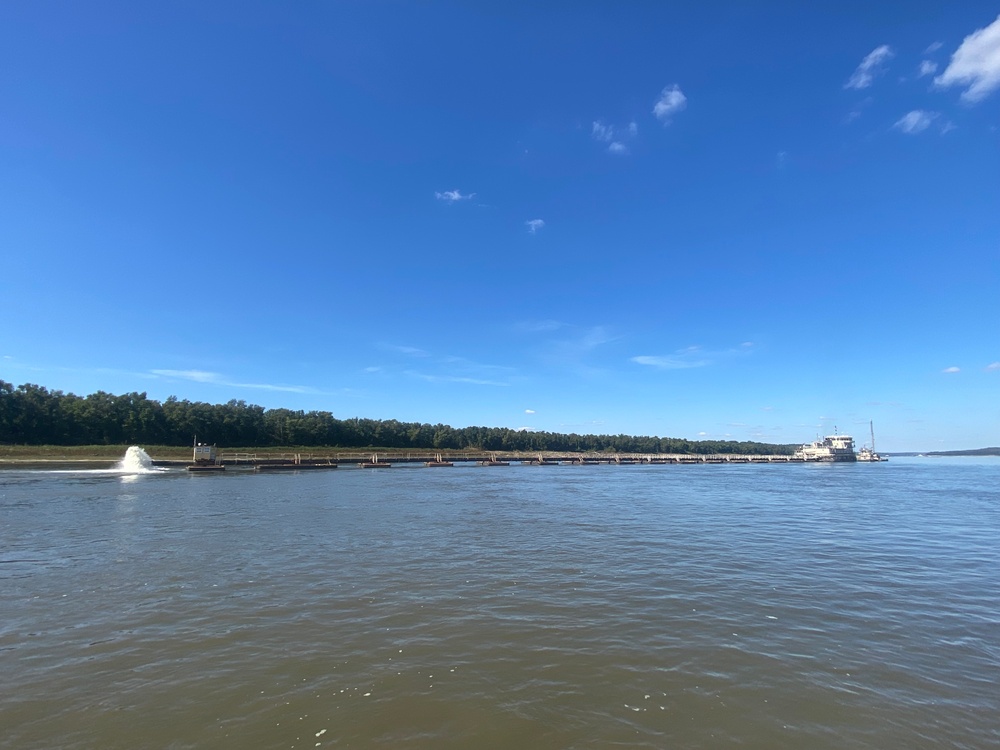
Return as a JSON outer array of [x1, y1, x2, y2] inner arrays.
[[793, 434, 858, 462]]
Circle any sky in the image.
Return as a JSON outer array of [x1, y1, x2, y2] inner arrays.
[[2, 2, 999, 452]]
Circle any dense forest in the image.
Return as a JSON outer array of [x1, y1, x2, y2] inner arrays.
[[0, 381, 795, 455]]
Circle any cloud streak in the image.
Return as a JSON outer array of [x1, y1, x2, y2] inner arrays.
[[370, 346, 517, 388], [894, 110, 939, 134], [631, 342, 754, 371], [378, 344, 431, 358], [150, 369, 317, 394], [631, 354, 707, 370], [845, 45, 894, 89], [405, 371, 509, 387], [526, 219, 545, 234]]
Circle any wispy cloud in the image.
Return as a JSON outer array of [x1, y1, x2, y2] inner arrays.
[[373, 347, 517, 388], [515, 319, 565, 333], [942, 366, 961, 373], [631, 342, 754, 371], [524, 409, 536, 415], [845, 45, 894, 89], [378, 344, 431, 358], [150, 369, 220, 383], [435, 189, 475, 203], [591, 121, 614, 142], [631, 354, 707, 370], [918, 60, 938, 77], [530, 324, 620, 377], [935, 14, 1000, 102], [150, 369, 317, 394], [986, 362, 1000, 371], [592, 120, 638, 154], [843, 95, 874, 124], [526, 219, 545, 234], [894, 109, 940, 134], [653, 84, 687, 124], [405, 371, 509, 387], [925, 41, 943, 54]]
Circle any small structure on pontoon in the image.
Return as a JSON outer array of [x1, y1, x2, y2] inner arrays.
[[188, 438, 225, 472]]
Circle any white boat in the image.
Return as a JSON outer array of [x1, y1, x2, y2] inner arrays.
[[855, 421, 888, 462], [793, 432, 857, 462]]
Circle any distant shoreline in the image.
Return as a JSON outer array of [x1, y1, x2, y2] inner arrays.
[[923, 447, 1000, 457]]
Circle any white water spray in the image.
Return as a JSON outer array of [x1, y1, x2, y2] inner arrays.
[[115, 446, 161, 474]]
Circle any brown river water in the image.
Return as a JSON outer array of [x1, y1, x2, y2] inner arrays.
[[1, 456, 998, 748]]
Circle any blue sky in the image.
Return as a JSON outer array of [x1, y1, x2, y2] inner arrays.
[[2, 2, 998, 452]]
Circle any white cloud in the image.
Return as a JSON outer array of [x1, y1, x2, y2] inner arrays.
[[918, 60, 938, 77], [379, 344, 431, 358], [592, 120, 637, 154], [151, 369, 221, 383], [536, 325, 619, 376], [935, 14, 1000, 102], [516, 319, 565, 333], [524, 409, 536, 414], [526, 219, 545, 234], [631, 342, 753, 371], [653, 84, 687, 123], [631, 353, 708, 370], [925, 41, 943, 54], [845, 45, 895, 89], [843, 95, 874, 124], [435, 189, 475, 203], [894, 109, 939, 134], [943, 366, 961, 373], [405, 371, 508, 387], [591, 121, 614, 142], [150, 369, 315, 393], [986, 362, 1000, 371]]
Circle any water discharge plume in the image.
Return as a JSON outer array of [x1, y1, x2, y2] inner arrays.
[[116, 446, 162, 474]]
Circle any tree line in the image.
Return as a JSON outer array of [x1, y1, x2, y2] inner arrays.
[[0, 381, 795, 455]]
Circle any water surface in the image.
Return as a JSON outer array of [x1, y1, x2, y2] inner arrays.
[[2, 457, 997, 748]]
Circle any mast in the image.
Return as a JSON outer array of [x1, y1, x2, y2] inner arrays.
[[870, 421, 875, 453]]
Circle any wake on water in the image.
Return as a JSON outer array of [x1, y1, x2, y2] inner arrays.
[[38, 446, 168, 476]]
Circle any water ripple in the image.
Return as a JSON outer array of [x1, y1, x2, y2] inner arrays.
[[1, 459, 998, 748]]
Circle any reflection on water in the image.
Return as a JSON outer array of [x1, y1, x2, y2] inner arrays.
[[1, 458, 998, 749]]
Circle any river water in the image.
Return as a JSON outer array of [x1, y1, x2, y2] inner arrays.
[[1, 456, 997, 749]]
